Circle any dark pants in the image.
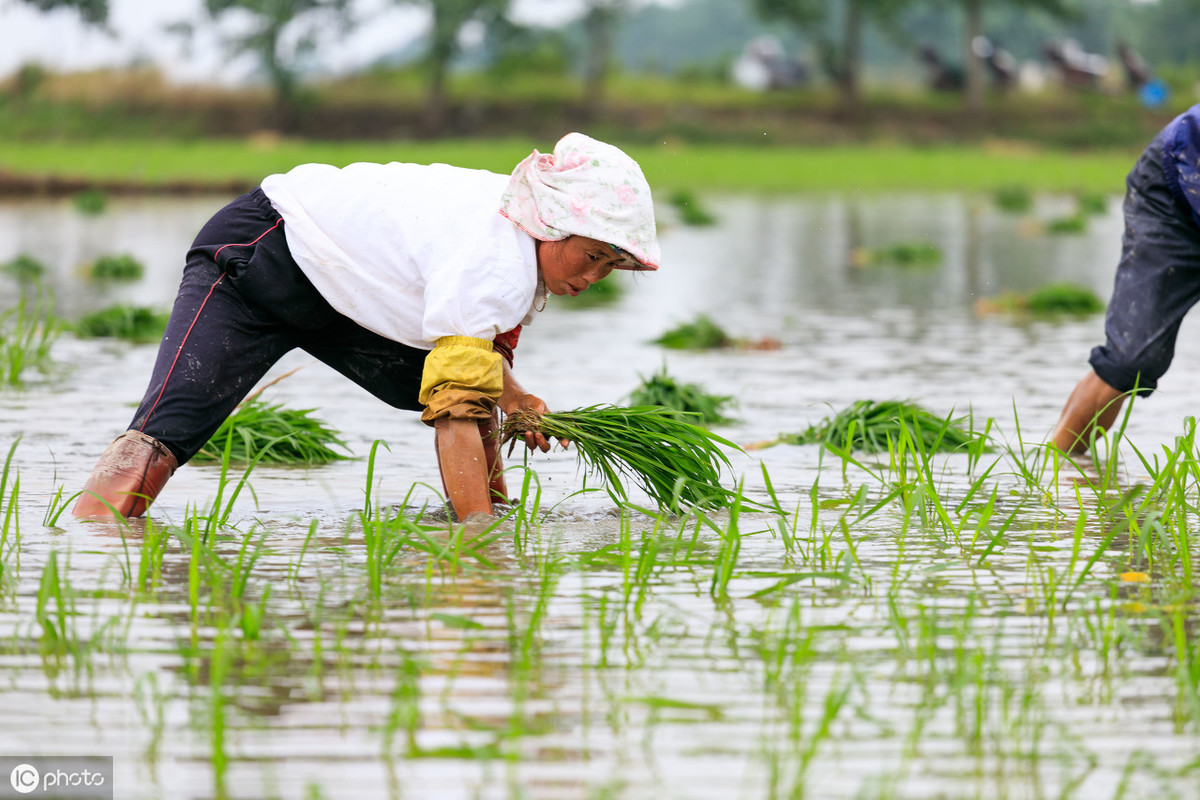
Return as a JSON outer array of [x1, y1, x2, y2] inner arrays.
[[128, 188, 428, 466], [1089, 133, 1200, 396]]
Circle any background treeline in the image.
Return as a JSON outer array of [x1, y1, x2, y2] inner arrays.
[[5, 0, 1200, 146]]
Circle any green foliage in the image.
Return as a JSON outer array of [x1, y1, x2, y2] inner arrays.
[[668, 189, 718, 226], [628, 366, 738, 427], [73, 305, 169, 343], [994, 184, 1033, 213], [1025, 282, 1105, 314], [499, 404, 741, 512], [653, 314, 732, 350], [19, 0, 108, 25], [756, 399, 986, 454], [194, 400, 350, 466], [88, 253, 145, 281], [72, 189, 108, 215], [1, 253, 46, 280]]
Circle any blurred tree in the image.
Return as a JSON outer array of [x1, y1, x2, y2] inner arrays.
[[581, 0, 629, 116], [18, 0, 107, 25], [397, 0, 510, 135], [752, 0, 911, 107], [201, 0, 353, 126]]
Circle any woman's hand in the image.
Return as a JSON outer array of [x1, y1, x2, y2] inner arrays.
[[501, 392, 556, 452]]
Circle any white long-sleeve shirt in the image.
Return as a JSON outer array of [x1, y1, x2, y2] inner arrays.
[[261, 161, 542, 350]]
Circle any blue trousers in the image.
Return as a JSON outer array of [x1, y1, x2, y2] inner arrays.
[[1089, 132, 1200, 396], [127, 188, 428, 465]]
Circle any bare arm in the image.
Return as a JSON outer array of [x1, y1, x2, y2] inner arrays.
[[499, 359, 554, 452]]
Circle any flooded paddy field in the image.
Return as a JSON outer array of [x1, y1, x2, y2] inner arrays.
[[3, 191, 1200, 799]]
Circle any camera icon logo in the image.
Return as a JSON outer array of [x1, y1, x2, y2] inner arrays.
[[9, 763, 39, 794]]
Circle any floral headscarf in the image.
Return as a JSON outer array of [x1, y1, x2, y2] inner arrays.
[[500, 132, 661, 270]]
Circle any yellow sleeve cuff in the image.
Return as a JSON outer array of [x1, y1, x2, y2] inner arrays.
[[419, 336, 504, 425]]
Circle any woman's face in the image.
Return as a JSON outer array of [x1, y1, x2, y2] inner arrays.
[[537, 236, 619, 296]]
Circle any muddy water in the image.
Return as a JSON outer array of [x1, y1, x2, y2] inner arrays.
[[3, 192, 1200, 799]]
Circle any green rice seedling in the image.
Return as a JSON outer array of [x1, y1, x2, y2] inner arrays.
[[73, 304, 170, 343], [0, 287, 60, 387], [627, 365, 738, 427], [752, 400, 987, 455], [1077, 191, 1108, 215], [562, 271, 623, 309], [652, 314, 732, 350], [193, 399, 350, 466], [705, 482, 744, 600], [1046, 213, 1088, 234], [994, 184, 1033, 213], [499, 404, 742, 512], [1026, 282, 1104, 315], [854, 241, 942, 268], [35, 550, 77, 659], [668, 188, 717, 226], [1, 252, 46, 280], [87, 253, 145, 281], [72, 189, 108, 215]]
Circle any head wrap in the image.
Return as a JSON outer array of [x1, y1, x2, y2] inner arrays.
[[500, 132, 661, 270]]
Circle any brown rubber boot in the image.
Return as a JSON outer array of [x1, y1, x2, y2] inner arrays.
[[72, 430, 179, 518]]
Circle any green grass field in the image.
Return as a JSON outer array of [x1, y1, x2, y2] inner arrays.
[[0, 138, 1138, 195]]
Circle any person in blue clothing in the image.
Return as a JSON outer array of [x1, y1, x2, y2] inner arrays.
[[1052, 104, 1200, 453]]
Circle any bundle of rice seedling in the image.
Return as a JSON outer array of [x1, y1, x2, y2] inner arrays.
[[194, 399, 350, 465], [73, 305, 169, 343], [975, 282, 1104, 317], [563, 273, 624, 309], [749, 400, 987, 454], [88, 254, 145, 281], [1, 253, 46, 280], [852, 241, 942, 268], [994, 184, 1033, 213], [668, 189, 717, 226], [1045, 214, 1087, 235], [652, 314, 733, 350], [628, 366, 738, 427], [499, 404, 741, 512], [1025, 282, 1104, 314]]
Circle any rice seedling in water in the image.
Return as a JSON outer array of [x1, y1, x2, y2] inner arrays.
[[562, 272, 623, 309], [499, 404, 742, 512], [627, 365, 738, 427], [975, 282, 1103, 317], [87, 253, 145, 281], [73, 304, 170, 343], [668, 188, 717, 226], [193, 399, 350, 466], [994, 184, 1033, 213], [1077, 191, 1108, 215], [1026, 282, 1104, 314], [750, 399, 987, 455], [652, 314, 732, 350], [0, 287, 60, 387], [852, 241, 942, 268], [1046, 213, 1088, 234], [1, 253, 46, 280], [73, 189, 108, 215]]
